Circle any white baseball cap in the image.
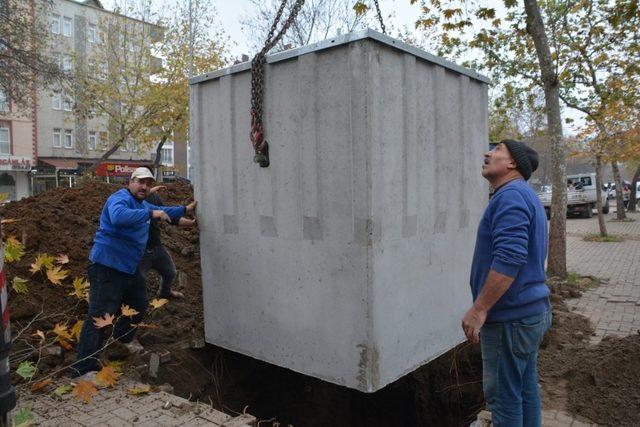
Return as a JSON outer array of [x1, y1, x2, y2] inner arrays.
[[130, 167, 155, 181]]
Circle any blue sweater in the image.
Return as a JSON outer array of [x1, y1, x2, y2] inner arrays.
[[470, 179, 550, 322], [89, 189, 186, 274]]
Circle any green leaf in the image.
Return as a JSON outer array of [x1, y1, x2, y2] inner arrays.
[[4, 237, 25, 263], [503, 0, 517, 8], [352, 1, 368, 16], [12, 277, 29, 294], [53, 384, 74, 398], [16, 361, 37, 380], [12, 406, 33, 427]]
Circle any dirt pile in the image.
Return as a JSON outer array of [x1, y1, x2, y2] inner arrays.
[[2, 180, 201, 378]]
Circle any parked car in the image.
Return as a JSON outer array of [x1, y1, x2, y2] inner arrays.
[[538, 173, 609, 218]]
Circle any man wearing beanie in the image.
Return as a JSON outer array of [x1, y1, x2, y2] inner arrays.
[[462, 139, 551, 426]]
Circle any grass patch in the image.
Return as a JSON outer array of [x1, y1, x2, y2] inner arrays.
[[566, 272, 581, 286], [583, 233, 623, 242]]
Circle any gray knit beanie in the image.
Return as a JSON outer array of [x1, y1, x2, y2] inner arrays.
[[501, 139, 539, 181]]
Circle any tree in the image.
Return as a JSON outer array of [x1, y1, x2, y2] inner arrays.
[[0, 0, 65, 110], [241, 0, 370, 52], [78, 7, 162, 170], [142, 0, 227, 174], [410, 0, 568, 277]]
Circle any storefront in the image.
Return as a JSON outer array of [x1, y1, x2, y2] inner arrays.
[[95, 161, 150, 184], [0, 155, 32, 201]]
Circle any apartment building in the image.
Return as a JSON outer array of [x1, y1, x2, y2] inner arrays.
[[0, 88, 36, 201], [32, 0, 185, 193]]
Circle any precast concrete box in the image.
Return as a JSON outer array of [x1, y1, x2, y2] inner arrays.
[[189, 29, 489, 392]]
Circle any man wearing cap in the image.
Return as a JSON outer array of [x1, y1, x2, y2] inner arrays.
[[71, 167, 196, 377], [462, 139, 551, 426]]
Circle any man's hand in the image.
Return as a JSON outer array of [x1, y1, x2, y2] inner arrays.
[[179, 217, 197, 227], [152, 210, 171, 223], [149, 185, 166, 194], [461, 306, 487, 344], [186, 201, 197, 213]]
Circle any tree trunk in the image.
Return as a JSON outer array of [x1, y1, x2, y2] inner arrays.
[[611, 161, 626, 220], [627, 163, 640, 212], [89, 141, 123, 173], [153, 134, 169, 178], [594, 154, 607, 236], [523, 0, 567, 278]]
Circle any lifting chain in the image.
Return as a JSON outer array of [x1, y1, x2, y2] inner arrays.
[[250, 0, 306, 167], [373, 0, 386, 35]]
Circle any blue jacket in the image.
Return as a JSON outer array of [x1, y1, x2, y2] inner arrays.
[[89, 188, 186, 274], [470, 179, 550, 322]]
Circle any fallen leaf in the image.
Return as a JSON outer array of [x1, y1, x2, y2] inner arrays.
[[52, 323, 73, 342], [132, 322, 158, 329], [70, 320, 84, 341], [73, 380, 98, 404], [46, 266, 70, 285], [53, 384, 74, 398], [30, 378, 53, 393], [59, 339, 73, 350], [106, 360, 125, 373], [4, 236, 25, 263], [69, 278, 89, 300], [128, 383, 151, 395], [16, 361, 37, 380], [11, 406, 33, 427], [120, 304, 139, 317], [33, 330, 45, 342], [12, 276, 29, 294], [30, 253, 55, 274], [56, 253, 70, 264], [96, 366, 120, 388], [0, 218, 18, 224], [149, 298, 168, 309], [93, 313, 115, 329]]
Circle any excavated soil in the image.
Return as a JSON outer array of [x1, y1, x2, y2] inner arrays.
[[5, 182, 640, 425]]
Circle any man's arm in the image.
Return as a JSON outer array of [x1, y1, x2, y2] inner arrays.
[[462, 270, 515, 343], [108, 198, 153, 226]]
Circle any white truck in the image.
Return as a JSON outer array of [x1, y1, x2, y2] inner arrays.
[[537, 173, 609, 218]]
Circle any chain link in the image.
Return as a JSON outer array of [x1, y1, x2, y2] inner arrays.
[[250, 0, 306, 167], [373, 0, 386, 34]]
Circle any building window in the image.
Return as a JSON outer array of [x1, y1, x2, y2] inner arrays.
[[0, 89, 8, 112], [51, 92, 61, 110], [62, 16, 72, 37], [53, 128, 62, 147], [0, 122, 10, 155], [62, 54, 73, 73], [88, 131, 97, 150], [88, 24, 98, 43], [160, 146, 173, 165], [62, 96, 73, 111], [51, 14, 60, 34], [64, 129, 73, 148]]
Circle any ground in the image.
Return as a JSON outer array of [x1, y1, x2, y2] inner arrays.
[[6, 185, 640, 426]]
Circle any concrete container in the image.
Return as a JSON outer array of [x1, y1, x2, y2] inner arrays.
[[189, 29, 489, 392]]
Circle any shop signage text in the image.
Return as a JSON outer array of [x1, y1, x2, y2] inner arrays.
[[95, 162, 146, 177], [0, 156, 32, 171]]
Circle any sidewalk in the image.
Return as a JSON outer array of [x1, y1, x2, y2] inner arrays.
[[15, 379, 256, 427]]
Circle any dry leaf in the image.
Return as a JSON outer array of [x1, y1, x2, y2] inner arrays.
[[30, 253, 55, 274], [0, 218, 18, 224], [106, 360, 125, 374], [33, 330, 45, 342], [149, 298, 168, 310], [93, 313, 115, 329], [70, 320, 84, 341], [96, 366, 120, 388], [132, 322, 157, 329], [73, 380, 98, 403], [52, 323, 73, 342], [30, 378, 53, 393], [69, 278, 89, 300], [128, 384, 151, 395], [59, 339, 73, 350], [11, 276, 29, 294], [120, 304, 139, 317], [46, 266, 69, 285], [56, 253, 70, 264]]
